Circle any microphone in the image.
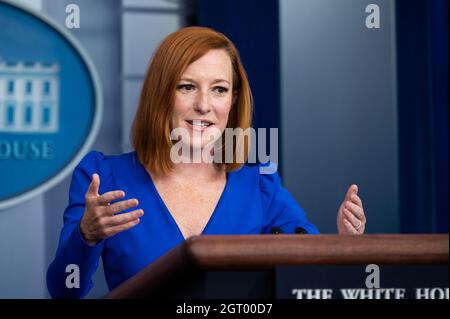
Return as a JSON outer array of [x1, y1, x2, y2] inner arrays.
[[269, 227, 284, 234], [294, 227, 308, 234]]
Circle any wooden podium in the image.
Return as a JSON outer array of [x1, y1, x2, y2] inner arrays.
[[105, 234, 449, 299]]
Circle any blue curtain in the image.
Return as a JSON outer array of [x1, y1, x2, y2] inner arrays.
[[396, 0, 448, 233], [429, 0, 449, 233]]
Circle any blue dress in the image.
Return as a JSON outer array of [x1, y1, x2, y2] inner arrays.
[[47, 151, 320, 298]]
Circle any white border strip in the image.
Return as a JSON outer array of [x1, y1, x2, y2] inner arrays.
[[0, 0, 103, 210]]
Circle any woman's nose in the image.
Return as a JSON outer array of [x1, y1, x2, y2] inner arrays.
[[193, 91, 211, 114]]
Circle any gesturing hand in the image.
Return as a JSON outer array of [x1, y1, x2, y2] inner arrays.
[[337, 184, 366, 235], [80, 174, 144, 246]]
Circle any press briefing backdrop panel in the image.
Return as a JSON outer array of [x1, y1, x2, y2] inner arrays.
[[281, 0, 399, 233]]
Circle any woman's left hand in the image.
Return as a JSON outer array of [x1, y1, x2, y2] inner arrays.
[[337, 184, 366, 235]]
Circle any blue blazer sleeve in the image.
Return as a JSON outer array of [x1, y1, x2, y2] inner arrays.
[[46, 151, 111, 298], [259, 167, 320, 234]]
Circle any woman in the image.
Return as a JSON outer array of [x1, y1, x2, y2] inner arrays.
[[47, 27, 366, 298]]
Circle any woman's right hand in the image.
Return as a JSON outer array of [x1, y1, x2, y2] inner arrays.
[[80, 173, 144, 246]]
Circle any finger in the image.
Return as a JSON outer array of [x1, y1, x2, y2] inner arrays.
[[96, 190, 126, 206], [343, 208, 361, 228], [86, 174, 100, 197], [344, 201, 365, 221], [105, 198, 139, 215], [102, 218, 141, 238], [101, 209, 144, 227], [345, 184, 358, 201], [350, 193, 363, 209], [343, 218, 359, 235]]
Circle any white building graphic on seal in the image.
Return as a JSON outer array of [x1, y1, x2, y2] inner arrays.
[[0, 58, 59, 133]]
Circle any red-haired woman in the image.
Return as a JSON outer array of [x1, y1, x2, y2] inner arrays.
[[47, 27, 366, 298]]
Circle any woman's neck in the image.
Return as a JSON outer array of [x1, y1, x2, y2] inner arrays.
[[163, 145, 225, 181], [148, 162, 225, 183], [172, 162, 224, 181]]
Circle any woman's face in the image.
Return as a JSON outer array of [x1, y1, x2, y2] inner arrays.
[[171, 49, 233, 150]]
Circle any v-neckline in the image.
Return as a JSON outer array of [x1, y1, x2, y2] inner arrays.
[[138, 159, 230, 241]]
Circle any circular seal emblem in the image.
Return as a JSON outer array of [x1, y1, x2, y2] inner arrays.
[[0, 1, 102, 209]]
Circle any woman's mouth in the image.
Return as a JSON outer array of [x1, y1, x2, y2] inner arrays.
[[186, 119, 214, 131]]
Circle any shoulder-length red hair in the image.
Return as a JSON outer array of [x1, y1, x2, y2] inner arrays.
[[131, 26, 253, 175]]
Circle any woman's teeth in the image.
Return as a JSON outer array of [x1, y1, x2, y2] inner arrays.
[[190, 120, 211, 127]]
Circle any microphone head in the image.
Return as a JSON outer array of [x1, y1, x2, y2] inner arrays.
[[269, 227, 284, 234], [294, 227, 308, 234]]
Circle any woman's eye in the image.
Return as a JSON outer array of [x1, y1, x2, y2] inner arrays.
[[213, 86, 229, 94], [177, 84, 195, 91]]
